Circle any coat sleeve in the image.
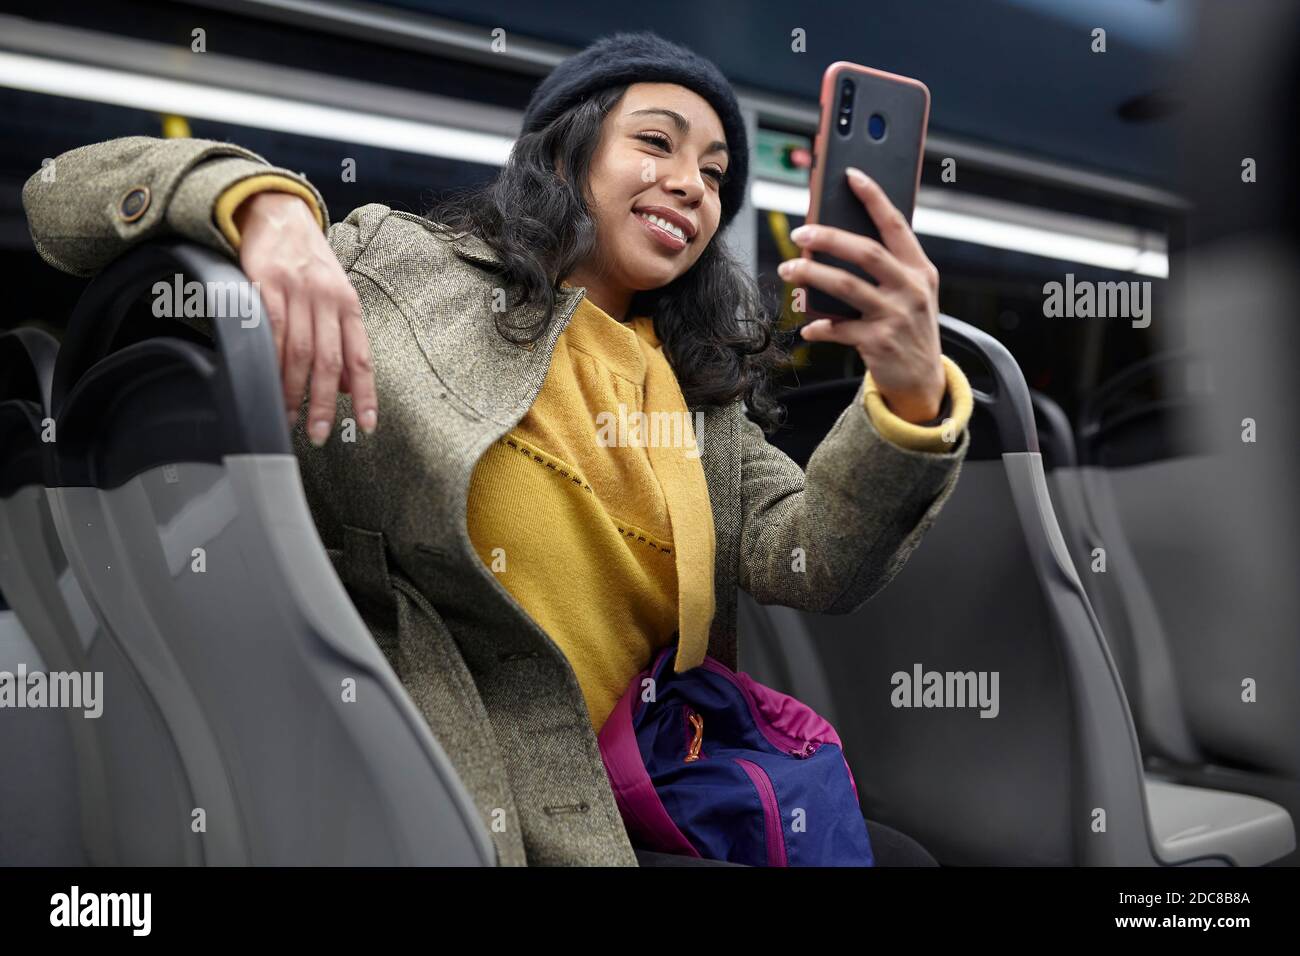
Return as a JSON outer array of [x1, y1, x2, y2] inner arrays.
[[736, 374, 969, 614], [21, 135, 332, 276]]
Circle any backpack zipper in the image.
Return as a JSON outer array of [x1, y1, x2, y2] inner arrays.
[[732, 757, 788, 866]]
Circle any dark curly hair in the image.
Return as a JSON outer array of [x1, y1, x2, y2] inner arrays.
[[423, 83, 790, 433]]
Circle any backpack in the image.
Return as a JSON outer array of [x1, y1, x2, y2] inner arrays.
[[598, 642, 874, 866]]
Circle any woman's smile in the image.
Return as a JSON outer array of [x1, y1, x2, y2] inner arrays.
[[633, 208, 691, 252]]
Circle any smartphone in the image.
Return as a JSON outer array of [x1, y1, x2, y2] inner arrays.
[[804, 61, 930, 319]]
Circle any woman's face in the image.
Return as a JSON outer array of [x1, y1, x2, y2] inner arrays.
[[581, 82, 731, 293]]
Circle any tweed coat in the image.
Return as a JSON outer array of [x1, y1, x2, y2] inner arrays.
[[23, 136, 969, 866]]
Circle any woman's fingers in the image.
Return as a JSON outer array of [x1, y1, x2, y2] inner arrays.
[[799, 318, 837, 341], [273, 282, 376, 443], [263, 286, 288, 387], [340, 297, 378, 434], [792, 223, 911, 287], [235, 191, 379, 439], [269, 280, 377, 441], [845, 167, 930, 271], [306, 298, 343, 446], [282, 287, 314, 427], [780, 255, 889, 319], [799, 316, 873, 351]]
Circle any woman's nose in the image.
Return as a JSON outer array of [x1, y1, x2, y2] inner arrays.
[[662, 162, 706, 201]]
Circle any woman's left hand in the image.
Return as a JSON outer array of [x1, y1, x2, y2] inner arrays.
[[779, 167, 946, 424]]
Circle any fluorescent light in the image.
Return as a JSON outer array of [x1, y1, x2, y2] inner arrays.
[[0, 50, 1167, 278], [749, 179, 812, 217], [0, 51, 514, 166], [914, 206, 1168, 278], [750, 179, 1168, 278]]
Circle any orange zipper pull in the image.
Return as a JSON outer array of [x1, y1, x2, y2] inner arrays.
[[684, 711, 704, 763]]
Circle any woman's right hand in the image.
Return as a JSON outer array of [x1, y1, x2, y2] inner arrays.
[[232, 191, 378, 445]]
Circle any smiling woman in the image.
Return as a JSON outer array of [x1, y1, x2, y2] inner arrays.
[[424, 67, 782, 428], [21, 29, 972, 868], [565, 84, 730, 320]]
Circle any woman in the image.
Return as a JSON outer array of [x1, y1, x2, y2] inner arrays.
[[23, 31, 971, 867]]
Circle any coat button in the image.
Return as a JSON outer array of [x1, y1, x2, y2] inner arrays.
[[119, 186, 151, 223]]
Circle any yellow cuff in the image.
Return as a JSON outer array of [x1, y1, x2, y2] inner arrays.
[[213, 175, 324, 250], [863, 355, 973, 453]]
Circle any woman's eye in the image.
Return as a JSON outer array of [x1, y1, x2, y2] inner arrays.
[[636, 133, 726, 185], [636, 132, 672, 150]]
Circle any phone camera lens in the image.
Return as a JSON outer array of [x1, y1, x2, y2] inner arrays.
[[835, 79, 856, 136]]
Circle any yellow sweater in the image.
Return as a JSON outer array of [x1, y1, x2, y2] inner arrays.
[[466, 293, 716, 731], [213, 181, 975, 734]]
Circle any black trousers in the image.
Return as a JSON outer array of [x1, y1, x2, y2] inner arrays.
[[632, 818, 939, 867]]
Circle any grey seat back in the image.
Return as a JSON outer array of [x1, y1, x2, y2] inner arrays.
[[0, 597, 83, 864], [0, 327, 186, 865], [45, 241, 493, 865], [1073, 350, 1300, 780], [1037, 384, 1203, 767]]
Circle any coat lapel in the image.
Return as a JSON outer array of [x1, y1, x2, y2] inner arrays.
[[396, 230, 586, 425]]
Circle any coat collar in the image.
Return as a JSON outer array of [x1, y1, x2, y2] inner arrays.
[[403, 228, 585, 427], [447, 228, 590, 327], [448, 229, 504, 269]]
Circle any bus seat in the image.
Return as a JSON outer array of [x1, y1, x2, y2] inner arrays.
[[0, 592, 84, 864], [738, 314, 1293, 866], [44, 240, 494, 865], [1067, 347, 1300, 864], [1036, 384, 1204, 767], [0, 326, 162, 866], [1079, 353, 1300, 779]]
